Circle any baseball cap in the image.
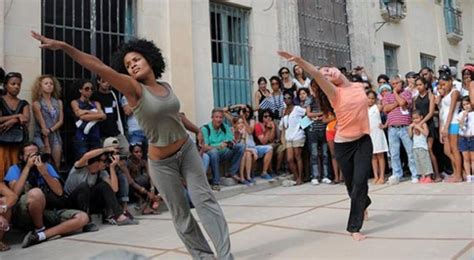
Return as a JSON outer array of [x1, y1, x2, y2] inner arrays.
[[103, 137, 120, 148], [405, 71, 418, 79], [438, 65, 451, 75]]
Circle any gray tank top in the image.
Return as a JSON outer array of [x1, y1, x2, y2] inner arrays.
[[131, 82, 187, 146]]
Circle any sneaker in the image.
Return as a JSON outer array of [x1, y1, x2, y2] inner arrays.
[[311, 179, 320, 185], [22, 231, 41, 248], [83, 222, 99, 232], [322, 178, 332, 184], [250, 178, 256, 184], [467, 175, 472, 183], [104, 216, 118, 225], [117, 217, 139, 226], [387, 176, 400, 185], [211, 184, 221, 191], [411, 178, 419, 184], [261, 173, 273, 180], [240, 179, 251, 186]]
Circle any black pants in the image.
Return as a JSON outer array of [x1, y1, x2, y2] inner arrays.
[[67, 181, 123, 217], [334, 135, 372, 233]]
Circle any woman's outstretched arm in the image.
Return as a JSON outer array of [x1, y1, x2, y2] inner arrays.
[[31, 31, 141, 101], [277, 51, 336, 99]]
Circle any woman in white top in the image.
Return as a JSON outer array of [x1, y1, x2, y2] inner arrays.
[[438, 74, 462, 182], [456, 96, 474, 181], [367, 90, 388, 184], [292, 64, 311, 90], [280, 90, 306, 185]]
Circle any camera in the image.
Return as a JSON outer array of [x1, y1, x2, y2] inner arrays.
[[34, 152, 51, 162], [225, 141, 234, 149], [229, 107, 241, 114]]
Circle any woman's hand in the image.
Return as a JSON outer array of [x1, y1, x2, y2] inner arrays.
[[41, 128, 51, 137], [0, 119, 17, 133], [277, 51, 301, 63], [31, 31, 65, 51]]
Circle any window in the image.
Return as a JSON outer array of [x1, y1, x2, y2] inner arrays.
[[210, 3, 251, 108], [384, 44, 398, 78], [41, 0, 135, 167], [443, 0, 462, 41], [420, 53, 436, 72], [449, 59, 458, 77]]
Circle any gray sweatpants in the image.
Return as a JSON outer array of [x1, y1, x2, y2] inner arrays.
[[148, 138, 233, 260]]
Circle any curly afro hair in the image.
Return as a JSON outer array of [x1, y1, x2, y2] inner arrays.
[[112, 39, 166, 79]]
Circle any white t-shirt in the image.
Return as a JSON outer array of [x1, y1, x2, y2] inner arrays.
[[279, 106, 306, 141], [456, 111, 474, 136], [121, 96, 142, 132], [292, 78, 311, 89]]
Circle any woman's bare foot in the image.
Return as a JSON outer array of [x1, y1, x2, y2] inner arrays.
[[376, 179, 385, 185], [364, 209, 369, 221], [372, 178, 379, 184], [351, 232, 366, 241]]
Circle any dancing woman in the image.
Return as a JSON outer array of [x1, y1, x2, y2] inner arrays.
[[278, 51, 372, 241], [32, 32, 233, 259]]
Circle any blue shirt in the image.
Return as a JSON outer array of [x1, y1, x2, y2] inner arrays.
[[4, 163, 59, 190]]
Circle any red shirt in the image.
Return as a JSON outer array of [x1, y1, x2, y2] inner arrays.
[[382, 89, 412, 126]]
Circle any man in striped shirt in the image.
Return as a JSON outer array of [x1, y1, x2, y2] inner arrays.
[[382, 76, 418, 184]]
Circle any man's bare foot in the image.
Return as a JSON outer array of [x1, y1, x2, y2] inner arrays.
[[364, 209, 369, 221], [351, 232, 366, 241]]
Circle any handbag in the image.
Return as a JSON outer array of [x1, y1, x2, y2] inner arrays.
[[0, 99, 27, 144]]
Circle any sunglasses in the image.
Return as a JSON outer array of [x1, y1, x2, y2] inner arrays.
[[82, 87, 94, 91], [263, 115, 271, 118], [281, 71, 289, 75], [284, 96, 292, 100]]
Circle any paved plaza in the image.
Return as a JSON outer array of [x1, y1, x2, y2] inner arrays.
[[2, 180, 473, 259]]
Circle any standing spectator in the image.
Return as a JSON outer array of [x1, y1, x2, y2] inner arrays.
[[280, 90, 306, 185], [376, 74, 390, 88], [439, 74, 462, 182], [0, 182, 18, 251], [292, 64, 311, 89], [305, 82, 331, 185], [457, 96, 474, 182], [259, 76, 285, 120], [126, 143, 161, 214], [413, 77, 441, 181], [409, 110, 434, 183], [419, 67, 437, 92], [4, 142, 90, 248], [405, 71, 419, 98], [122, 95, 147, 148], [367, 90, 388, 184], [0, 72, 29, 180], [383, 76, 418, 184], [92, 77, 129, 154], [70, 79, 106, 160], [63, 146, 138, 226], [31, 75, 64, 170], [279, 67, 295, 92], [254, 77, 271, 108], [461, 64, 473, 97], [201, 108, 245, 191]]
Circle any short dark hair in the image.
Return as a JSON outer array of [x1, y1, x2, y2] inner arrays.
[[415, 76, 430, 90], [278, 67, 291, 77], [269, 76, 282, 89], [19, 142, 40, 161], [412, 109, 423, 117], [461, 96, 470, 104], [129, 143, 143, 153], [112, 39, 166, 79], [296, 88, 310, 103], [376, 74, 389, 83], [4, 72, 22, 85], [257, 77, 267, 85], [366, 90, 377, 99]]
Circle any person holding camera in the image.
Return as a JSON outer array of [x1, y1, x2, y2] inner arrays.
[[63, 146, 138, 226], [4, 142, 90, 248], [201, 108, 245, 191]]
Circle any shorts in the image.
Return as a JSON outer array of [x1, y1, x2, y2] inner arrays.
[[449, 124, 459, 135], [255, 145, 272, 158], [458, 136, 474, 152], [326, 130, 336, 142], [14, 193, 82, 229], [286, 139, 305, 148], [271, 142, 286, 154]]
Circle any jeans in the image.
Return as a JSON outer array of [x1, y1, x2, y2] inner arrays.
[[334, 135, 372, 233], [73, 138, 101, 161], [306, 129, 329, 179], [128, 130, 147, 145], [202, 153, 210, 173], [116, 170, 129, 203], [388, 126, 418, 179], [207, 143, 245, 185], [67, 181, 123, 217]]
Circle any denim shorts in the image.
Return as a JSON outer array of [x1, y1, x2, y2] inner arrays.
[[255, 145, 272, 158], [458, 136, 474, 152]]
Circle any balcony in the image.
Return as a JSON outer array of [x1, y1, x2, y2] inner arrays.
[[379, 0, 407, 23], [444, 7, 463, 44]]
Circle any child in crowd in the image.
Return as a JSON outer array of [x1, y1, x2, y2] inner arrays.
[[409, 110, 434, 183], [367, 91, 388, 184], [457, 96, 474, 182]]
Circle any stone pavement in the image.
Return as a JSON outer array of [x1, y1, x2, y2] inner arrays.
[[2, 180, 473, 259]]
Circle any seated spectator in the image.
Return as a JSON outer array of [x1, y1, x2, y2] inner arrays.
[[126, 143, 161, 214], [254, 77, 271, 108], [70, 79, 106, 160], [259, 76, 285, 121], [4, 142, 90, 248], [31, 75, 64, 170], [292, 64, 311, 89], [201, 108, 245, 191], [0, 72, 30, 180], [254, 109, 286, 174], [63, 146, 138, 226], [0, 182, 18, 251], [121, 95, 148, 149]]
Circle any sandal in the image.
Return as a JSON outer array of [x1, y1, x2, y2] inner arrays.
[[142, 207, 157, 215], [0, 241, 10, 251]]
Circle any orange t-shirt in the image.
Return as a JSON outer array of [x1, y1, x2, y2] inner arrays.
[[329, 83, 370, 141]]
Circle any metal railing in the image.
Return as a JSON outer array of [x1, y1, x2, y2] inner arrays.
[[444, 7, 462, 36]]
